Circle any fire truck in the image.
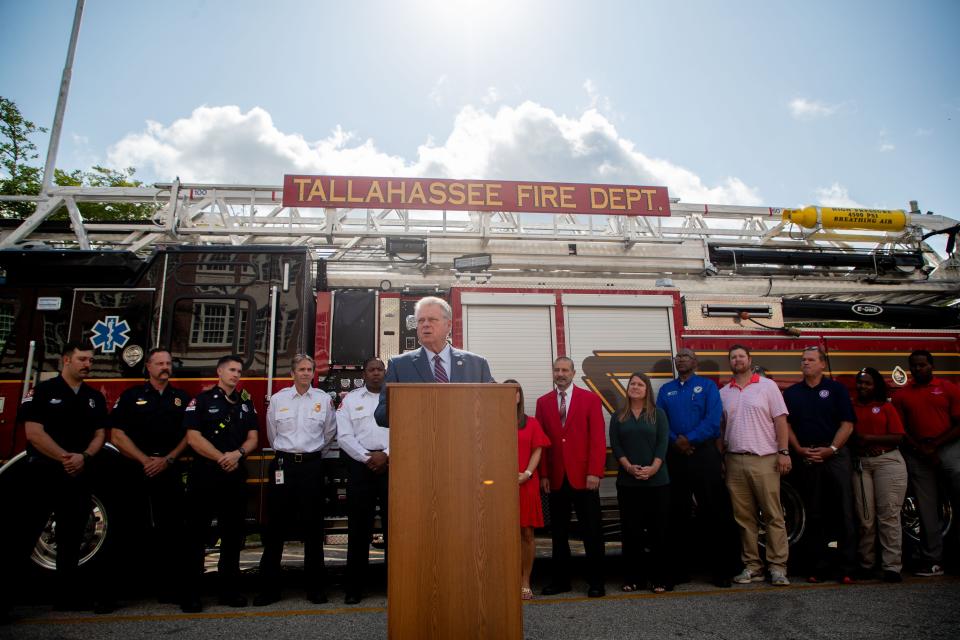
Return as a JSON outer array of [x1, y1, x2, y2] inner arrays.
[[0, 177, 957, 573]]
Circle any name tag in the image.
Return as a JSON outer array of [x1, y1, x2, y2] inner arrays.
[[274, 470, 285, 485]]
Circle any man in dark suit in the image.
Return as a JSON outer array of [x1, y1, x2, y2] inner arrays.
[[536, 357, 607, 597], [375, 296, 494, 427]]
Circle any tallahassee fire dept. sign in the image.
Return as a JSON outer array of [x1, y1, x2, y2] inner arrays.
[[283, 175, 671, 216]]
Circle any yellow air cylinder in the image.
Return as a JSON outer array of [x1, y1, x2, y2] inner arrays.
[[782, 206, 907, 231]]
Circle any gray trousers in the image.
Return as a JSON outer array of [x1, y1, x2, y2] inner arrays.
[[902, 438, 960, 565]]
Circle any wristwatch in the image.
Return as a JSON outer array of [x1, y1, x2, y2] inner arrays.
[[165, 456, 176, 465], [237, 446, 247, 458], [523, 470, 533, 479], [777, 449, 790, 456], [829, 445, 839, 455]]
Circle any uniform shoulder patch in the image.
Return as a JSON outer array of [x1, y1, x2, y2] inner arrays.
[[185, 398, 197, 412], [240, 389, 251, 402], [22, 388, 34, 403]]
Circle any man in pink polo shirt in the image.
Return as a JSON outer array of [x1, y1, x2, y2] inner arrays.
[[719, 344, 792, 586]]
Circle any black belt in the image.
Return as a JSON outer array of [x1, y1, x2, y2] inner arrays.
[[275, 450, 324, 463], [859, 446, 899, 458], [727, 451, 759, 456]]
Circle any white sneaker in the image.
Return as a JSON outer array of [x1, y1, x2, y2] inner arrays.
[[770, 570, 790, 586], [733, 568, 765, 584], [915, 564, 944, 577]]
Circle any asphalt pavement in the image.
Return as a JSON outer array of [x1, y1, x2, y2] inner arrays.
[[3, 541, 958, 640]]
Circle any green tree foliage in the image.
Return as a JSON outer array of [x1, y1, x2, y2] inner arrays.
[[53, 165, 158, 221], [1, 96, 157, 221], [0, 96, 46, 218]]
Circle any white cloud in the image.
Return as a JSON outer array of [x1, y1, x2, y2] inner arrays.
[[814, 182, 866, 208], [428, 75, 447, 107], [481, 86, 500, 105], [789, 97, 840, 120], [878, 129, 895, 152], [583, 78, 612, 113], [108, 101, 762, 204]]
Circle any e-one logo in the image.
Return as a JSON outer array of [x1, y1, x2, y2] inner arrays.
[[851, 303, 883, 317]]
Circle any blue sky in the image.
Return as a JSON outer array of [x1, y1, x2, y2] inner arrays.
[[2, 0, 958, 218]]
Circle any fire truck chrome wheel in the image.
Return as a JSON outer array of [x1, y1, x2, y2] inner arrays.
[[901, 493, 953, 544], [30, 495, 109, 571]]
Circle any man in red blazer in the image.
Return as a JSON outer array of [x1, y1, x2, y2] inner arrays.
[[536, 356, 607, 597]]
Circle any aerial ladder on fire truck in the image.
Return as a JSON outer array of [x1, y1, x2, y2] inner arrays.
[[0, 180, 958, 307]]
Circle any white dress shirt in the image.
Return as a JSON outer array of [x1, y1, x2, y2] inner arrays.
[[423, 344, 452, 381], [336, 385, 390, 463], [266, 385, 336, 453], [556, 385, 574, 414]]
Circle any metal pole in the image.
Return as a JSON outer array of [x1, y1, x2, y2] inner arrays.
[[40, 0, 86, 195]]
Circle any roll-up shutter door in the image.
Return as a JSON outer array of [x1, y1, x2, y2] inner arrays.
[[462, 304, 555, 416]]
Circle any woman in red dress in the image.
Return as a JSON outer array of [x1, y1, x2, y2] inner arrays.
[[505, 379, 551, 600]]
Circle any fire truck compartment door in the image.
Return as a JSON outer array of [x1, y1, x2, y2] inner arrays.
[[562, 294, 676, 418], [460, 293, 557, 417], [69, 288, 156, 376]]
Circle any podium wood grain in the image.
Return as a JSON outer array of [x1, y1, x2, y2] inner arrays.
[[387, 383, 521, 640]]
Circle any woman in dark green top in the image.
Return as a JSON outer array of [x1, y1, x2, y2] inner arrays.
[[609, 371, 671, 593]]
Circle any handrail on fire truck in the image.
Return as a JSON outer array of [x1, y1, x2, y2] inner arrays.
[[1, 180, 958, 305]]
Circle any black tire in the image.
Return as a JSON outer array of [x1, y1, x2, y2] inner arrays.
[[758, 480, 807, 548]]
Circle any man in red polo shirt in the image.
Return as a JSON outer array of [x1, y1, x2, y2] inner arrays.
[[892, 350, 960, 577]]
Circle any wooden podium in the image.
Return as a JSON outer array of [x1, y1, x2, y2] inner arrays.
[[387, 383, 522, 640]]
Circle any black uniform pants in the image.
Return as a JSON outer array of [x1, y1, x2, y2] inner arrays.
[[618, 483, 670, 587], [4, 459, 93, 605], [184, 465, 247, 598], [793, 448, 858, 576], [345, 455, 389, 596], [121, 463, 186, 599], [258, 454, 326, 593], [667, 442, 740, 580], [548, 478, 605, 589]]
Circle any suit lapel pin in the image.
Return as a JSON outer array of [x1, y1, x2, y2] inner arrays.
[[456, 360, 463, 366]]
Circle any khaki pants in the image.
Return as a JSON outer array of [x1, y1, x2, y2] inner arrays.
[[725, 453, 789, 575], [853, 449, 908, 572]]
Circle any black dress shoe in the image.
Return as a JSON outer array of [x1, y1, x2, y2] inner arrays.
[[344, 593, 362, 605], [541, 583, 572, 596], [307, 591, 328, 605], [93, 599, 117, 615], [217, 593, 248, 608], [253, 592, 281, 607], [180, 598, 203, 614], [53, 598, 90, 612], [882, 570, 903, 583], [711, 576, 733, 588], [587, 586, 606, 598]]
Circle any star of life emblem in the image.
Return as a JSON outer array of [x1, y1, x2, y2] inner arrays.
[[90, 316, 131, 354]]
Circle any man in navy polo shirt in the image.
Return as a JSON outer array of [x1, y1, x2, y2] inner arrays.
[[785, 346, 857, 583], [657, 348, 737, 587]]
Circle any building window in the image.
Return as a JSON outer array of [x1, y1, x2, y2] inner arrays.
[[190, 302, 235, 346]]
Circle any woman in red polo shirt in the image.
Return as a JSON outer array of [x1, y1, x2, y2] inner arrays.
[[851, 367, 908, 582]]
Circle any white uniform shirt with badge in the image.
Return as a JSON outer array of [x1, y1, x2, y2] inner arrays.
[[266, 385, 336, 454], [336, 386, 389, 463]]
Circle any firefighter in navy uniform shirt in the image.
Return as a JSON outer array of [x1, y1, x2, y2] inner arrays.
[[109, 347, 191, 604], [180, 354, 258, 613], [3, 342, 109, 614]]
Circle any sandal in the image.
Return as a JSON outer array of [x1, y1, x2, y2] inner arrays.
[[652, 585, 667, 594], [521, 587, 534, 600], [621, 583, 640, 592]]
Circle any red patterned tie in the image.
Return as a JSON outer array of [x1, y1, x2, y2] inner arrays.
[[559, 390, 567, 426], [433, 355, 449, 383]]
